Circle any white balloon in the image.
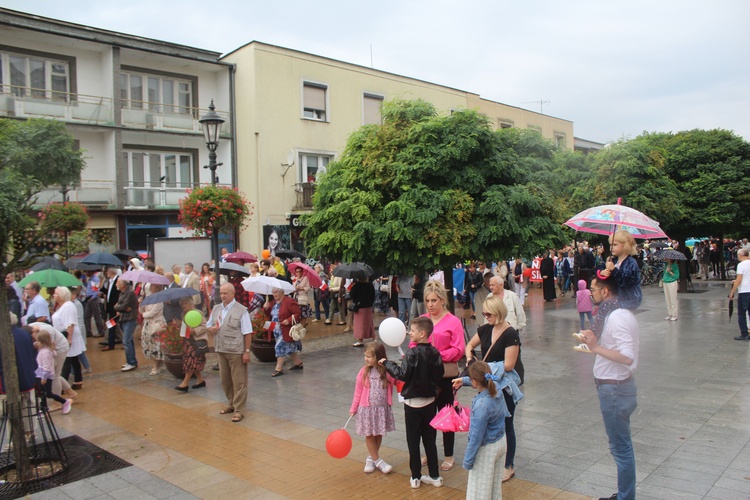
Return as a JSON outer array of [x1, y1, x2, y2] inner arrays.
[[379, 317, 406, 347]]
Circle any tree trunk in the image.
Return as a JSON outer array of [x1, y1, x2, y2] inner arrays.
[[0, 288, 32, 478]]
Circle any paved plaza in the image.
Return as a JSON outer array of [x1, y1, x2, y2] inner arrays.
[[30, 280, 750, 499]]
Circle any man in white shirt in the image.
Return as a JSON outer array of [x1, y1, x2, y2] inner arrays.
[[22, 281, 49, 325], [206, 283, 252, 422], [484, 276, 526, 331], [581, 277, 639, 500], [728, 248, 750, 340]]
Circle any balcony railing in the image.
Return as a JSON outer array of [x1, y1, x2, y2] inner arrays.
[[32, 180, 230, 210], [0, 85, 231, 136], [34, 180, 117, 208], [0, 85, 113, 125], [124, 182, 232, 209], [293, 183, 316, 211], [120, 100, 232, 136]]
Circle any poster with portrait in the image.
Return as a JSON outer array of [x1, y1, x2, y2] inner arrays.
[[263, 225, 291, 257]]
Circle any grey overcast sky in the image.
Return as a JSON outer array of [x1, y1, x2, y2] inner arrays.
[[3, 0, 749, 144]]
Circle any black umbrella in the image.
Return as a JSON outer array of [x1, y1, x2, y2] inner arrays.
[[113, 248, 139, 259], [649, 241, 669, 249], [64, 257, 102, 271], [333, 262, 374, 280], [29, 256, 66, 272], [275, 249, 306, 260], [79, 252, 125, 268], [141, 287, 199, 306], [655, 249, 687, 261], [210, 262, 250, 276], [729, 296, 734, 319]]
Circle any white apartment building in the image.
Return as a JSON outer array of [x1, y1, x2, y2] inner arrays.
[[0, 8, 235, 252]]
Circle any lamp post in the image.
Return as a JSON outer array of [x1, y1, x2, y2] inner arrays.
[[199, 100, 225, 306]]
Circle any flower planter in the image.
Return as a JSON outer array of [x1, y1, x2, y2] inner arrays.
[[163, 352, 185, 379], [250, 338, 277, 363]]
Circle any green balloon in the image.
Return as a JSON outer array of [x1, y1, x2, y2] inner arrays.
[[185, 309, 202, 328]]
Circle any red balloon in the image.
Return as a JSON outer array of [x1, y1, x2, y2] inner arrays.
[[523, 268, 532, 277], [326, 429, 352, 459]]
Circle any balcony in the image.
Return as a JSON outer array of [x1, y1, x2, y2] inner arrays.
[[293, 183, 316, 211], [34, 180, 116, 208], [0, 86, 113, 125], [124, 182, 232, 209], [120, 101, 232, 137]]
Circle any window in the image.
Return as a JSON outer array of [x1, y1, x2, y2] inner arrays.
[[363, 93, 384, 125], [120, 70, 193, 114], [0, 50, 70, 101], [123, 150, 194, 188], [498, 119, 513, 129], [299, 153, 332, 183], [527, 125, 542, 134], [554, 132, 567, 148], [302, 82, 327, 121]]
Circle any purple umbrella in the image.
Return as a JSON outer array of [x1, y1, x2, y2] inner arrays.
[[120, 270, 170, 285]]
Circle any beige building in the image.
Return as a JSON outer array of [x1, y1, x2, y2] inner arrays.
[[222, 42, 574, 255]]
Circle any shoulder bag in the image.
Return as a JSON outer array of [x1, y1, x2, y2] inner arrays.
[[290, 315, 306, 341]]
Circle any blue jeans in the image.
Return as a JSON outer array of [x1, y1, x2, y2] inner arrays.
[[398, 297, 412, 323], [121, 319, 137, 367], [738, 293, 750, 337], [598, 380, 637, 500], [579, 311, 593, 330]]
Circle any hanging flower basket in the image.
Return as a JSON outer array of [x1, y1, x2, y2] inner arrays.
[[39, 202, 88, 233], [178, 186, 253, 237]]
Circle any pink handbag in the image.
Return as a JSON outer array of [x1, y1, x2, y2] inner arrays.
[[430, 402, 471, 433]]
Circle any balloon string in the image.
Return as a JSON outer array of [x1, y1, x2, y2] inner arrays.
[[397, 346, 405, 358], [343, 414, 354, 430]]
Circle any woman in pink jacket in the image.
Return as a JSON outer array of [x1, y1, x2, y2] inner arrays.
[[418, 280, 466, 471]]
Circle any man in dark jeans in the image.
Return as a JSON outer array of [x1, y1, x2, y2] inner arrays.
[[574, 244, 595, 294], [100, 268, 121, 349], [464, 263, 483, 319]]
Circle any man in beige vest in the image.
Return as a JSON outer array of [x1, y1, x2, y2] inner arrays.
[[207, 283, 252, 422]]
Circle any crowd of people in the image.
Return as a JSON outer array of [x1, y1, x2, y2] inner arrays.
[[5, 232, 748, 499]]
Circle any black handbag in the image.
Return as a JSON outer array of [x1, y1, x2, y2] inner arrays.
[[191, 338, 209, 356], [347, 302, 360, 313]]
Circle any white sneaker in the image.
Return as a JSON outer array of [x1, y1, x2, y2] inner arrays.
[[121, 364, 137, 372], [420, 475, 443, 487], [62, 399, 72, 415], [572, 332, 584, 341], [375, 458, 393, 474], [410, 478, 421, 489], [670, 316, 678, 321], [311, 318, 319, 323], [665, 316, 672, 320], [573, 344, 592, 353], [83, 367, 93, 374], [364, 456, 375, 474]]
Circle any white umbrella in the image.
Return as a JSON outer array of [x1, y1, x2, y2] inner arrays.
[[241, 275, 295, 295]]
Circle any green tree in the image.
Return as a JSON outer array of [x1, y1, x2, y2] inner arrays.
[[0, 118, 85, 478], [572, 136, 684, 231], [302, 99, 567, 276]]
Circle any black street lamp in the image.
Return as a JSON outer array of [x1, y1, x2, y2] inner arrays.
[[199, 100, 225, 305]]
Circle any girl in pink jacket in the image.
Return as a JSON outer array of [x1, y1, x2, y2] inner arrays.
[[350, 341, 396, 474], [575, 279, 594, 330]]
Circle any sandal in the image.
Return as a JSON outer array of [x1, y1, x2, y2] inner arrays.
[[271, 370, 284, 377], [290, 364, 304, 371], [440, 459, 454, 471], [219, 407, 235, 415], [231, 412, 244, 423]]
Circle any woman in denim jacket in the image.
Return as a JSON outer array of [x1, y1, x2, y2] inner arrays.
[[460, 361, 509, 500]]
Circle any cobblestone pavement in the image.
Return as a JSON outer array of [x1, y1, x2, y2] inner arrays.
[[30, 280, 750, 499]]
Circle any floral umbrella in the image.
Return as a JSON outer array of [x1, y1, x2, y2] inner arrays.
[[564, 203, 668, 239], [287, 262, 323, 288]]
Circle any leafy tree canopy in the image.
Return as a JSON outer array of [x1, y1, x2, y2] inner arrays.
[[0, 118, 85, 272], [302, 99, 567, 273]]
